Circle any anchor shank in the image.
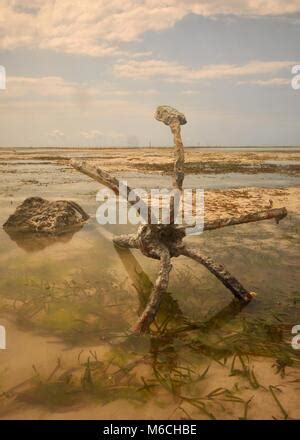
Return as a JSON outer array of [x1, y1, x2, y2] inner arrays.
[[170, 121, 185, 191]]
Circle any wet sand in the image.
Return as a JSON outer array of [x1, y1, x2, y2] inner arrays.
[[1, 147, 300, 175], [1, 147, 300, 222], [0, 147, 299, 420]]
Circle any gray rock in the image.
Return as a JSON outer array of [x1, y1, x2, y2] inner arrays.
[[3, 197, 89, 234]]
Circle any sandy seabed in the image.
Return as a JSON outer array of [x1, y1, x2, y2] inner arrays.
[[0, 147, 299, 420]]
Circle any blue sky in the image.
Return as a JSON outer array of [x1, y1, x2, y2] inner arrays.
[[0, 0, 299, 147]]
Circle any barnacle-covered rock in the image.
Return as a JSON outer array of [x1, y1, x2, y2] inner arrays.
[[3, 197, 89, 234]]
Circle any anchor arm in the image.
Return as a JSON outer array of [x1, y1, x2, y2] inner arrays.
[[133, 244, 172, 333], [113, 233, 139, 249], [180, 245, 254, 303], [203, 207, 287, 231]]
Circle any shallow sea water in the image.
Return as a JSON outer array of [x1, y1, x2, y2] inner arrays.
[[0, 160, 299, 420]]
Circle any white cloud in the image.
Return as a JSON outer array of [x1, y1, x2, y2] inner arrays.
[[1, 1, 300, 56], [238, 77, 291, 86], [181, 90, 202, 95], [3, 75, 158, 100], [80, 130, 104, 140], [109, 88, 158, 96], [5, 76, 83, 97], [48, 129, 65, 139], [113, 59, 296, 82]]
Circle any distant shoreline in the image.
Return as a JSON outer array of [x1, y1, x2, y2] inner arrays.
[[1, 145, 300, 151]]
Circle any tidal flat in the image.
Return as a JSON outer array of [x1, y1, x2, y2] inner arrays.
[[0, 147, 299, 420]]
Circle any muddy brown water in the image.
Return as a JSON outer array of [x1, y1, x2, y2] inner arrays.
[[0, 159, 299, 420]]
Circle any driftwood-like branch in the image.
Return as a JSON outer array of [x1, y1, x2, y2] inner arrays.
[[70, 105, 288, 334], [155, 106, 186, 224], [180, 246, 254, 302], [155, 105, 186, 191], [133, 244, 172, 332], [71, 159, 152, 224], [113, 233, 139, 249], [203, 207, 287, 231], [167, 122, 185, 224], [175, 207, 288, 234], [71, 159, 122, 195], [170, 121, 185, 191]]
